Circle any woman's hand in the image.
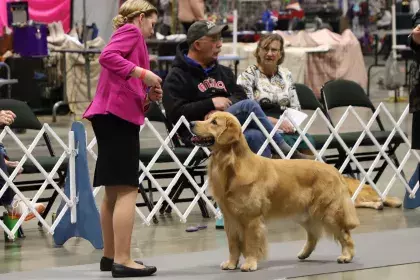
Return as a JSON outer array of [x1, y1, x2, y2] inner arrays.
[[148, 85, 163, 102], [143, 70, 162, 88], [280, 120, 295, 134], [132, 67, 162, 87]]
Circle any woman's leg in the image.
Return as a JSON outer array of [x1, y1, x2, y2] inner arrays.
[[226, 100, 314, 159], [283, 133, 317, 155], [112, 186, 145, 269], [101, 187, 118, 259]]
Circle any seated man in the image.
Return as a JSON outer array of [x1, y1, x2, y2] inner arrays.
[[0, 110, 45, 221], [162, 20, 314, 160]]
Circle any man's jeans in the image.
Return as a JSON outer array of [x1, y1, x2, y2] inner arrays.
[[226, 100, 285, 158], [0, 144, 13, 206]]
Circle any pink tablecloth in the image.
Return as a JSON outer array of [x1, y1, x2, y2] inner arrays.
[[278, 29, 367, 97]]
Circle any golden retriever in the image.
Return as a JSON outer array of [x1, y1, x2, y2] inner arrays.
[[190, 112, 360, 272], [344, 177, 402, 210]]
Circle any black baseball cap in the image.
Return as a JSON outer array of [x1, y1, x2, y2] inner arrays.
[[186, 20, 228, 45]]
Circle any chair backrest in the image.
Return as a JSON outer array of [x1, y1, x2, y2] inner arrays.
[[295, 83, 324, 111], [0, 99, 55, 156], [321, 79, 385, 130], [0, 99, 42, 130], [321, 80, 375, 111]]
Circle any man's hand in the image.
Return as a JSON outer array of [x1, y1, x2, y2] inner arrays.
[[212, 97, 232, 111], [412, 24, 420, 45], [0, 110, 16, 126], [148, 85, 163, 102]]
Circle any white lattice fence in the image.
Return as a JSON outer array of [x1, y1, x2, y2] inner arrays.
[[0, 124, 77, 240], [1, 103, 418, 236], [85, 103, 420, 225]]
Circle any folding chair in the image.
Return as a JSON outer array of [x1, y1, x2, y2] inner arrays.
[[0, 99, 68, 227], [320, 79, 405, 182], [294, 83, 345, 164], [137, 102, 210, 220]]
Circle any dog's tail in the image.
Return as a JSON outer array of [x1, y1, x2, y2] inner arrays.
[[340, 176, 360, 230]]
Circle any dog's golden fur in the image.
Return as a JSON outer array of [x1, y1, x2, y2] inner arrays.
[[191, 112, 360, 272], [345, 177, 402, 210]]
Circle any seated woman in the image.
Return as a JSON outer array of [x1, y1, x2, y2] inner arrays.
[[237, 33, 316, 155]]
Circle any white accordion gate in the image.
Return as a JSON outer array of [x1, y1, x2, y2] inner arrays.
[[0, 103, 419, 238], [0, 124, 77, 240], [85, 103, 419, 225]]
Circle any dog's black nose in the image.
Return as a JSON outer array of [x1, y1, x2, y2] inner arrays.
[[190, 121, 196, 129]]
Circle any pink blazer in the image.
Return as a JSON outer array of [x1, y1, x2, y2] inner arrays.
[[83, 24, 150, 126]]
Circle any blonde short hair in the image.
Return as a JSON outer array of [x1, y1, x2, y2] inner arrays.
[[254, 33, 285, 65], [112, 0, 157, 29]]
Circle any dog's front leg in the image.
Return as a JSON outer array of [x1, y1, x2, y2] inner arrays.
[[240, 217, 266, 272], [220, 213, 241, 270]]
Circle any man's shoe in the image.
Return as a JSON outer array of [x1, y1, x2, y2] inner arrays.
[[100, 257, 143, 272]]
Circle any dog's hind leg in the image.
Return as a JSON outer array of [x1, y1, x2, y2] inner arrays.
[[240, 217, 266, 272], [220, 214, 242, 270], [333, 229, 355, 263], [297, 220, 322, 260]]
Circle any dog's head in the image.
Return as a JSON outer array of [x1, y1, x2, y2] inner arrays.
[[190, 112, 242, 148]]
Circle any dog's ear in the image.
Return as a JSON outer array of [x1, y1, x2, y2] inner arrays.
[[216, 118, 241, 145]]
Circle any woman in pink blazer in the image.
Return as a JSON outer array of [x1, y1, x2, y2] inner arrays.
[[82, 0, 161, 277]]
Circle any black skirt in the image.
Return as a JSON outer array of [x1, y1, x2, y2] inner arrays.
[[90, 113, 140, 188], [412, 111, 420, 150]]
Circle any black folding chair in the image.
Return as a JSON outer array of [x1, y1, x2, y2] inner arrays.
[[321, 79, 405, 182]]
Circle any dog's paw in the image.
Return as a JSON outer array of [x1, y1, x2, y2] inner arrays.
[[240, 261, 258, 272], [337, 255, 352, 263], [220, 260, 238, 270], [375, 202, 384, 210], [297, 251, 310, 260]]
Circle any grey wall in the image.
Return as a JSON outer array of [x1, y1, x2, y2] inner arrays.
[[72, 0, 119, 42]]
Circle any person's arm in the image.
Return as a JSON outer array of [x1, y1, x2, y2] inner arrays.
[[286, 71, 301, 111], [224, 67, 247, 104], [98, 25, 141, 80], [237, 67, 257, 100], [409, 10, 420, 55], [163, 70, 215, 123], [190, 0, 205, 20]]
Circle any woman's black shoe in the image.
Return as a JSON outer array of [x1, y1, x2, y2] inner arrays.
[[111, 263, 157, 278], [100, 257, 144, 272]]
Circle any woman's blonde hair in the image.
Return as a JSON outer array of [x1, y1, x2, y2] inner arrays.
[[112, 0, 158, 29], [254, 33, 285, 65]]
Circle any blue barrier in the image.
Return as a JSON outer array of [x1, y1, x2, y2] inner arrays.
[[53, 122, 103, 249], [404, 163, 420, 209]]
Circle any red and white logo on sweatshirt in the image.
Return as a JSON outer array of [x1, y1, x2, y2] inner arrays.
[[198, 78, 227, 93]]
